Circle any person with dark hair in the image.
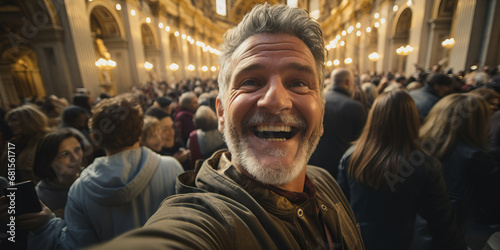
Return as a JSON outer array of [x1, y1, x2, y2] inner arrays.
[[72, 93, 92, 115], [0, 94, 184, 249], [145, 97, 173, 116], [33, 128, 90, 218], [61, 105, 105, 165], [338, 90, 464, 249], [409, 73, 454, 121], [91, 4, 363, 249], [61, 105, 89, 132]]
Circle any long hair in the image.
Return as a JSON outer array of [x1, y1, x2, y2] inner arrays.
[[348, 90, 421, 190], [217, 3, 325, 107], [420, 93, 490, 159], [5, 104, 51, 136]]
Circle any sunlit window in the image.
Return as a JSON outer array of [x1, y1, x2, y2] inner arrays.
[[216, 0, 226, 16], [287, 0, 298, 7]]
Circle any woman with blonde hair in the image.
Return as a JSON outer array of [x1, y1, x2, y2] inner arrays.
[[1, 105, 52, 182], [338, 90, 463, 249], [140, 116, 163, 153], [420, 93, 500, 237]]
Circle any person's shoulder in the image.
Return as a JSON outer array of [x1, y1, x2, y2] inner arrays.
[[158, 154, 184, 172]]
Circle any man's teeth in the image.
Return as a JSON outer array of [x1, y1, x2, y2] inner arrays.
[[255, 125, 292, 132], [265, 138, 286, 142]]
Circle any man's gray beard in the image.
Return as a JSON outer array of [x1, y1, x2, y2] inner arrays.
[[223, 111, 321, 186]]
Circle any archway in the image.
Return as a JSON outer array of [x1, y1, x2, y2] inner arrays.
[[0, 0, 58, 106], [169, 34, 181, 82], [368, 27, 379, 74], [141, 23, 159, 83], [392, 8, 412, 73], [90, 5, 122, 95]]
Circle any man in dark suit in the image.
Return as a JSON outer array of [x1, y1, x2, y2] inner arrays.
[[309, 68, 367, 178]]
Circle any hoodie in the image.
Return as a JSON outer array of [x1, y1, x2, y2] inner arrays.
[[28, 147, 183, 250]]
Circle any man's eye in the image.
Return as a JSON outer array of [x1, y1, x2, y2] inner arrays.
[[241, 79, 259, 87], [290, 81, 307, 87]]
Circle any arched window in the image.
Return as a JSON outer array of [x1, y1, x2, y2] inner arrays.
[[216, 0, 226, 16]]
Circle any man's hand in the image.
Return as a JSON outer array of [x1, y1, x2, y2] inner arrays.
[[0, 196, 53, 230]]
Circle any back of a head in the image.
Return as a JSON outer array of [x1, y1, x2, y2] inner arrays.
[[89, 95, 143, 152], [361, 82, 378, 103], [426, 73, 452, 87], [145, 108, 170, 120], [365, 90, 420, 145], [360, 73, 371, 83], [155, 97, 172, 108], [6, 104, 50, 135], [179, 92, 197, 111], [218, 3, 325, 105], [61, 105, 88, 128], [349, 90, 420, 190], [421, 93, 490, 158], [194, 105, 218, 132], [331, 68, 353, 88]]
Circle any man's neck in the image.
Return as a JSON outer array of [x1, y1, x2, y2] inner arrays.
[[105, 142, 141, 156]]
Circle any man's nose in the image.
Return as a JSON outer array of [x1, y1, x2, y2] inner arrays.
[[257, 77, 292, 114]]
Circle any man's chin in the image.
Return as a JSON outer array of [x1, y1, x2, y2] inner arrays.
[[239, 151, 305, 186]]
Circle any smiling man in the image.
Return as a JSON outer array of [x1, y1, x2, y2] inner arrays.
[[92, 4, 364, 249]]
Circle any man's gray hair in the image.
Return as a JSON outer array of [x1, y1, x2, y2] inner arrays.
[[217, 3, 325, 106]]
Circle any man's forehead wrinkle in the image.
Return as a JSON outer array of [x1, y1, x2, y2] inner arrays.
[[246, 41, 313, 58]]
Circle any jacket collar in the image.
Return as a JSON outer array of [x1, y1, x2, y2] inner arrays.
[[176, 150, 313, 211], [332, 86, 351, 97]]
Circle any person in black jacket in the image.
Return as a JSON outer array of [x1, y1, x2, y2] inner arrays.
[[338, 90, 465, 250], [309, 68, 367, 178], [420, 93, 500, 240]]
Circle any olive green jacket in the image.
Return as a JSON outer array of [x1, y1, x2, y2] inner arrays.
[[91, 150, 364, 249]]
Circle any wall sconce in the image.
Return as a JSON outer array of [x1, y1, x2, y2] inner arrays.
[[144, 61, 153, 71], [396, 45, 413, 55], [95, 58, 117, 69], [344, 57, 353, 64], [169, 63, 179, 71], [187, 64, 195, 71], [442, 38, 455, 49], [368, 52, 380, 61]]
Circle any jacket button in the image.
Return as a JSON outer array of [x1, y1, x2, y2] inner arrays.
[[321, 204, 328, 211], [297, 209, 304, 217]]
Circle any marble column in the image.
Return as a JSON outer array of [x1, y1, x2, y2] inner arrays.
[[63, 0, 100, 99]]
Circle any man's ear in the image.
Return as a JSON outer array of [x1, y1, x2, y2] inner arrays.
[[216, 98, 225, 133]]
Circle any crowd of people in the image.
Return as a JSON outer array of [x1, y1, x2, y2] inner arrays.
[[0, 3, 499, 250]]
